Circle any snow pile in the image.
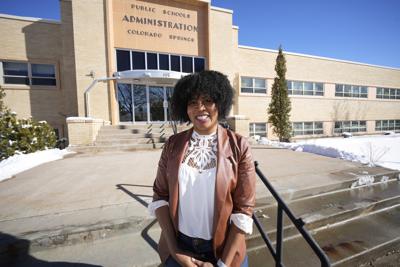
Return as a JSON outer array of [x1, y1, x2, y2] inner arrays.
[[0, 149, 74, 182], [260, 133, 400, 171], [350, 174, 374, 188]]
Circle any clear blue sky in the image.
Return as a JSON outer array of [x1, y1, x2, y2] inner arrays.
[[1, 0, 399, 68]]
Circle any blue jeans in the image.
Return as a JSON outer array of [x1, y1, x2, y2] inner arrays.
[[165, 232, 248, 267]]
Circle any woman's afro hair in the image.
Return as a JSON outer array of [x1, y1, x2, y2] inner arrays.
[[171, 70, 234, 122]]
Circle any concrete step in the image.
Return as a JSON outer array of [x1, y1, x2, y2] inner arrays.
[[254, 170, 400, 207], [98, 128, 176, 135], [68, 143, 164, 153], [96, 132, 171, 139], [102, 124, 188, 130], [94, 137, 167, 146], [2, 224, 162, 267], [248, 204, 400, 267], [0, 210, 153, 254], [100, 125, 189, 133], [248, 178, 400, 249]]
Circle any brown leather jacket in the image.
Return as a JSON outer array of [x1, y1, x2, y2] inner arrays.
[[152, 124, 256, 266]]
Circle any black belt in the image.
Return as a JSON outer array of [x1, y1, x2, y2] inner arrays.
[[177, 231, 216, 264], [177, 231, 213, 247]]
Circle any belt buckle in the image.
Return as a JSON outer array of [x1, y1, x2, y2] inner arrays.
[[193, 238, 200, 246]]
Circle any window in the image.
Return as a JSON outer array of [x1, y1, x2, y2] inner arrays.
[[116, 50, 130, 71], [146, 53, 158, 70], [182, 56, 193, 73], [376, 87, 400, 100], [241, 77, 267, 94], [2, 61, 56, 86], [287, 80, 324, 96], [249, 123, 267, 137], [194, 58, 205, 72], [334, 121, 366, 133], [375, 120, 400, 131], [170, 55, 181, 72], [132, 51, 145, 70], [31, 64, 56, 86], [335, 84, 368, 98], [115, 49, 205, 73], [3, 62, 29, 85], [159, 54, 169, 70], [292, 122, 323, 136]]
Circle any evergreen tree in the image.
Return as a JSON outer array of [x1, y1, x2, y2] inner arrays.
[[268, 46, 292, 142], [0, 86, 57, 160], [0, 86, 7, 113]]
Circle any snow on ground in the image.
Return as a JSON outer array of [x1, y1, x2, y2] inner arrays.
[[260, 133, 400, 171], [0, 149, 74, 182]]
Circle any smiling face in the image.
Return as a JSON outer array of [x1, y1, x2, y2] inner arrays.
[[187, 95, 219, 135]]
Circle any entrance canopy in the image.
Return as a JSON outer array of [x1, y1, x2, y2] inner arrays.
[[113, 69, 188, 85]]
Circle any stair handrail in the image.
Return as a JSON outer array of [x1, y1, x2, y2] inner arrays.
[[252, 161, 331, 267], [167, 96, 178, 135]]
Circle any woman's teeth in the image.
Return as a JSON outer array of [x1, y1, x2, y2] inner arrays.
[[196, 115, 209, 121]]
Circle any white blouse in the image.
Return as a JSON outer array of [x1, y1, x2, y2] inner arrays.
[[148, 130, 253, 238]]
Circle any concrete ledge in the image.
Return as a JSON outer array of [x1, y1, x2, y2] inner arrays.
[[66, 117, 110, 146], [227, 115, 249, 137]]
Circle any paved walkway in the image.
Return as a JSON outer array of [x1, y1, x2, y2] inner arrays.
[[0, 146, 395, 266]]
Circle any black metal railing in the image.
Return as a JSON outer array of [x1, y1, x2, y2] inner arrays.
[[167, 97, 178, 135], [252, 161, 331, 267]]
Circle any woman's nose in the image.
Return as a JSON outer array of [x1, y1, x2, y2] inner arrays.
[[193, 101, 206, 109]]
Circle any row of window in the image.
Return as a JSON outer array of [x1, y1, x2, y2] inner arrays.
[[240, 77, 399, 101], [116, 49, 205, 74], [287, 81, 324, 96], [376, 88, 400, 99], [241, 77, 267, 94], [1, 61, 56, 86], [292, 122, 323, 136], [334, 121, 367, 133], [335, 84, 368, 98], [249, 119, 400, 137], [375, 120, 400, 131], [249, 123, 267, 137]]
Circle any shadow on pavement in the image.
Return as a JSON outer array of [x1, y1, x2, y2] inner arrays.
[[115, 184, 159, 252], [141, 219, 159, 252], [116, 183, 152, 208], [0, 232, 102, 267]]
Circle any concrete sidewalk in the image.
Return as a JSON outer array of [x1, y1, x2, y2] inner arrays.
[[0, 146, 396, 266]]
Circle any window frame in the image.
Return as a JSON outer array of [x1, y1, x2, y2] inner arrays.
[[249, 122, 267, 137], [1, 61, 57, 87], [334, 120, 367, 133], [287, 80, 324, 96], [292, 121, 324, 136], [376, 87, 400, 100], [375, 120, 400, 131], [115, 49, 206, 74], [335, 84, 368, 98], [240, 76, 267, 94]]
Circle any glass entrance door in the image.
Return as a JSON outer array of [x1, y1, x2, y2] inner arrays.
[[149, 86, 165, 122], [117, 83, 133, 122], [133, 85, 147, 122], [117, 84, 173, 123]]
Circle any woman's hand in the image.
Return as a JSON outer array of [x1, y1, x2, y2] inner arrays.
[[172, 250, 197, 267], [191, 258, 214, 267]]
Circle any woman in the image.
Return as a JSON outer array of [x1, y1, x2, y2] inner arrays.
[[148, 70, 256, 267]]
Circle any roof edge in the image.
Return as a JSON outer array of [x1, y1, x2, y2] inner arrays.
[[238, 45, 400, 71], [210, 6, 233, 14], [0, 13, 60, 24]]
